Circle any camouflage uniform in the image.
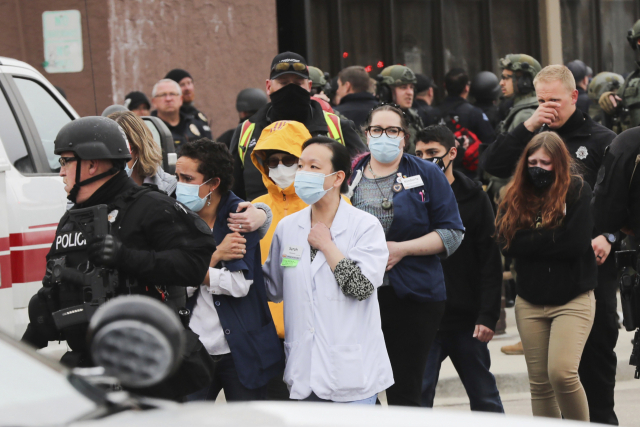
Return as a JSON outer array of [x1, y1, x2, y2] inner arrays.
[[600, 19, 640, 131], [378, 65, 424, 154], [495, 54, 542, 134]]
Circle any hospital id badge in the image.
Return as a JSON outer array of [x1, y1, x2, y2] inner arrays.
[[281, 245, 303, 267], [402, 175, 424, 190]]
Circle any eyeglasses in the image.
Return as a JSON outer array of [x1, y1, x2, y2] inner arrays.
[[500, 74, 511, 81], [267, 155, 298, 169], [271, 62, 307, 74], [58, 156, 78, 167], [365, 126, 405, 139], [154, 92, 180, 99]]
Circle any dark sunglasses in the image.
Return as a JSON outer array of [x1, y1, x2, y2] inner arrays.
[[272, 62, 307, 73], [267, 155, 298, 169], [58, 156, 78, 167]]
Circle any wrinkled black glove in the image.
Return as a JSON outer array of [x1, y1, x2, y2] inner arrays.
[[88, 234, 123, 268]]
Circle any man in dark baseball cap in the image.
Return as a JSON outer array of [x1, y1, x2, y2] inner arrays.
[[414, 73, 439, 126], [269, 52, 310, 80], [164, 68, 211, 132], [124, 91, 151, 117], [228, 50, 366, 204]]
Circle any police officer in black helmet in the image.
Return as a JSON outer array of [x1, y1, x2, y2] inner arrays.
[[22, 116, 216, 399], [470, 71, 502, 130], [217, 88, 269, 148]]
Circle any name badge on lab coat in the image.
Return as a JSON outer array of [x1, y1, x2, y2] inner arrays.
[[402, 175, 424, 190], [282, 245, 303, 267]]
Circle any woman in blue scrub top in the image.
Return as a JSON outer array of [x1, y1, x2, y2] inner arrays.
[[349, 104, 465, 407]]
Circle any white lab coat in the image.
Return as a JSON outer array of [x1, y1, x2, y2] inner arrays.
[[262, 198, 394, 402]]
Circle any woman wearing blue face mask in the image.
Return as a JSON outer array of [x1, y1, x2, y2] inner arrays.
[[175, 139, 284, 402], [262, 137, 393, 404], [349, 104, 465, 407]]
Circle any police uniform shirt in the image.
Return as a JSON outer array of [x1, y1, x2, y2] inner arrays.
[[182, 103, 211, 131], [152, 110, 212, 149]]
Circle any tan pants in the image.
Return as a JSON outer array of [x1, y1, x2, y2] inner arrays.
[[515, 291, 595, 421]]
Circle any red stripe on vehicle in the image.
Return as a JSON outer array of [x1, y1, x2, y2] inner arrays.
[[0, 255, 12, 289], [11, 247, 49, 284], [10, 230, 57, 247], [0, 237, 9, 252], [29, 223, 58, 229]]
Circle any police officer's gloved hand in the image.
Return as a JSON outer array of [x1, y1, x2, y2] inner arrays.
[[599, 91, 618, 115], [88, 235, 123, 268]]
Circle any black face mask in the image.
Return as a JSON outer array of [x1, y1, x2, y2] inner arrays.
[[270, 83, 311, 123], [528, 166, 554, 189], [430, 151, 452, 173]]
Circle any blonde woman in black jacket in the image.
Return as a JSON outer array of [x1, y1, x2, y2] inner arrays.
[[495, 132, 596, 421]]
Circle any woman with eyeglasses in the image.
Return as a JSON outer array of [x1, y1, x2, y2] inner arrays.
[[349, 104, 464, 407], [262, 136, 392, 404]]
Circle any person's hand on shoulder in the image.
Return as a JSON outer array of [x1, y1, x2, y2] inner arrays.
[[228, 202, 266, 233]]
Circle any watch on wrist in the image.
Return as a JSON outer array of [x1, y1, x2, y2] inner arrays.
[[602, 233, 616, 244]]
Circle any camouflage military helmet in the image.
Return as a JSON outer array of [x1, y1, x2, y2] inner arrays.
[[308, 66, 327, 89], [378, 65, 417, 87], [587, 72, 624, 102], [628, 19, 640, 49], [499, 54, 542, 79]]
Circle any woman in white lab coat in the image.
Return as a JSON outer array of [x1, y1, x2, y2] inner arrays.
[[263, 136, 393, 404]]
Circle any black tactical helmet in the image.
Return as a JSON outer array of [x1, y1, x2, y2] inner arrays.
[[470, 71, 501, 102], [54, 116, 131, 203], [54, 116, 132, 160], [236, 88, 268, 113]]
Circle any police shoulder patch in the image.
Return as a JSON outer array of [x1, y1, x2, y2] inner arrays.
[[190, 123, 201, 137], [198, 112, 208, 122]]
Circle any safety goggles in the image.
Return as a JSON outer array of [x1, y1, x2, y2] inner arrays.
[[271, 62, 307, 74]]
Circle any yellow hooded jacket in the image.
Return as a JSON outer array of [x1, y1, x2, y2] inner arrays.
[[251, 121, 352, 338], [251, 121, 311, 339]]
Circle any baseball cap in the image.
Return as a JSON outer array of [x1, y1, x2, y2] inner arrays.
[[415, 73, 437, 93], [124, 91, 151, 111], [567, 60, 587, 82], [270, 52, 310, 80]]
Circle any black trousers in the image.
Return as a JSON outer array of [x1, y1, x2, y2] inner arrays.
[[378, 286, 446, 407], [578, 258, 619, 425]]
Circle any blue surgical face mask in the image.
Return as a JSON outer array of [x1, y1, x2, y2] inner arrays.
[[125, 158, 138, 177], [176, 178, 212, 212], [294, 171, 337, 205], [368, 134, 402, 163]]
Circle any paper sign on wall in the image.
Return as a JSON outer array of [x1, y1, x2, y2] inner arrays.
[[42, 10, 83, 73]]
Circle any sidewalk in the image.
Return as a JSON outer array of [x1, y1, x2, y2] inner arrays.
[[432, 305, 638, 405]]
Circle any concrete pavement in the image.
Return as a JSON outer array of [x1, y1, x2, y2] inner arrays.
[[432, 304, 640, 424]]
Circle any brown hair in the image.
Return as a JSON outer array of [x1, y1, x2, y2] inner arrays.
[[108, 111, 163, 177], [495, 132, 581, 248], [338, 66, 371, 93]]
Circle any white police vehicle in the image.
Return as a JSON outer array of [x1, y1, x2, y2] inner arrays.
[[0, 57, 176, 341]]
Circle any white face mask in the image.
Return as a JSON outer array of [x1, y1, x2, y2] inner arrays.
[[269, 163, 298, 189]]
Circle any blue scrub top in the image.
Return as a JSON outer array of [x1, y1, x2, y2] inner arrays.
[[351, 154, 464, 302]]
